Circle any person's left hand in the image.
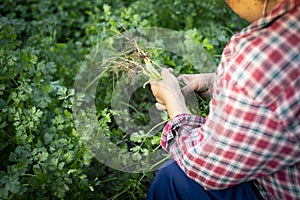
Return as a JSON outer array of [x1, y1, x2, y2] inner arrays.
[[177, 73, 214, 98], [150, 68, 190, 118]]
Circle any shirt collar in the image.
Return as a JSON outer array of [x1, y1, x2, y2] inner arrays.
[[242, 0, 300, 33]]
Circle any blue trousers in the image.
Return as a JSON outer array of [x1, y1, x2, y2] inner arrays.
[[146, 160, 261, 200]]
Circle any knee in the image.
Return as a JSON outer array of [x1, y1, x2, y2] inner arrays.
[[146, 161, 184, 200], [156, 160, 181, 181], [146, 161, 204, 200], [154, 160, 190, 190]]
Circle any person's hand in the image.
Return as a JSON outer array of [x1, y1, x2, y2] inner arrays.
[[150, 68, 190, 118], [177, 73, 214, 98]]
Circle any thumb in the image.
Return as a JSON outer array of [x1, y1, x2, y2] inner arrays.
[[177, 74, 188, 85], [181, 85, 193, 97]]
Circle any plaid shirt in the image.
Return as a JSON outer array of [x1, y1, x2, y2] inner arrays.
[[161, 0, 300, 199]]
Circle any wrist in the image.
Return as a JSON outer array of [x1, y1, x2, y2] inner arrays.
[[165, 95, 191, 118]]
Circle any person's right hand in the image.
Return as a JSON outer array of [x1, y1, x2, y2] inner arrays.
[[150, 68, 191, 118], [177, 73, 214, 98]]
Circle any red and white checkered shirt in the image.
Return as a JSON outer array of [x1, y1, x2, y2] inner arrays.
[[161, 0, 300, 199]]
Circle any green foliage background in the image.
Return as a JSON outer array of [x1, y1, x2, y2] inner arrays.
[[0, 0, 248, 199]]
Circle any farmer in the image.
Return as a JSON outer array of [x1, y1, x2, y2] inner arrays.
[[147, 0, 300, 199]]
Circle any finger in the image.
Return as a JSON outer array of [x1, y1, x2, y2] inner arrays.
[[193, 78, 208, 92], [201, 91, 211, 98], [155, 102, 167, 110], [177, 74, 185, 83]]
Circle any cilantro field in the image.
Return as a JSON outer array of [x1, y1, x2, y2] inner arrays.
[[0, 1, 247, 199]]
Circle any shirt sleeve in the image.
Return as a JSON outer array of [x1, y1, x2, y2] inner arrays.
[[161, 84, 300, 190]]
